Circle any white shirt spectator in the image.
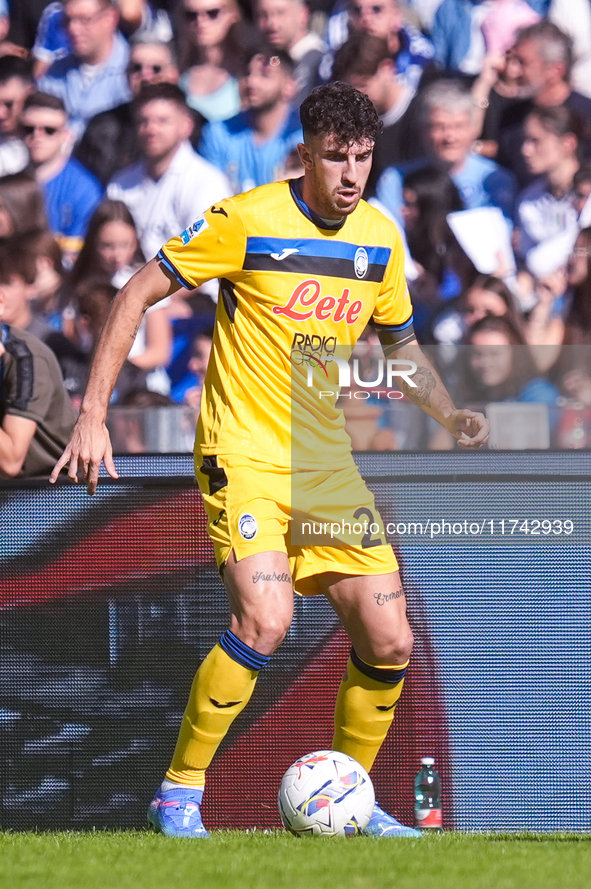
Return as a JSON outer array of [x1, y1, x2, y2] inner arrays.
[[107, 140, 231, 259], [515, 177, 578, 260]]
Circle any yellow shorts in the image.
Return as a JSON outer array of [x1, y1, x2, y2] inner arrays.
[[195, 451, 398, 596]]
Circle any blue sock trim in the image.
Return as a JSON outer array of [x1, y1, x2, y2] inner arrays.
[[350, 648, 407, 685], [219, 630, 271, 671]]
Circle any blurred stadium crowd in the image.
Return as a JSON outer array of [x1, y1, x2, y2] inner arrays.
[[2, 0, 591, 459]]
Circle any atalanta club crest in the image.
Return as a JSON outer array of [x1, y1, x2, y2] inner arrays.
[[238, 513, 258, 540], [354, 247, 369, 279]]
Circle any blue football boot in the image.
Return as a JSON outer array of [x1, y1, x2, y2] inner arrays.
[[147, 786, 210, 837], [363, 803, 422, 838]]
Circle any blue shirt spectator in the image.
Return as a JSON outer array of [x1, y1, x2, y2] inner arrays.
[[377, 153, 515, 223], [199, 107, 302, 193], [33, 1, 173, 75], [199, 49, 302, 193], [21, 91, 102, 265], [38, 0, 132, 142], [43, 157, 102, 255], [376, 79, 516, 223]]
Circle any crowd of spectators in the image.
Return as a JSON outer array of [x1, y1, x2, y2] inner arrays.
[[2, 0, 591, 470]]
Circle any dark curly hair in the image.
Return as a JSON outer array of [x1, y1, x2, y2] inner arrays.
[[300, 82, 382, 146]]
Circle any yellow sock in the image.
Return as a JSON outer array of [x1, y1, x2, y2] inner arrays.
[[332, 653, 409, 773], [166, 639, 263, 786]]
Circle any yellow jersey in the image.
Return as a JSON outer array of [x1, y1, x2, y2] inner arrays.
[[158, 178, 413, 469]]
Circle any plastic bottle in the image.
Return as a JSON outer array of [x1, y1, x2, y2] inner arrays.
[[414, 756, 442, 831]]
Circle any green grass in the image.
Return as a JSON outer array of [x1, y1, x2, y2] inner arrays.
[[1, 831, 590, 889]]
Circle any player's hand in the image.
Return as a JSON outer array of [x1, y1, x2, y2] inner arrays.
[[49, 412, 119, 494], [445, 409, 490, 449]]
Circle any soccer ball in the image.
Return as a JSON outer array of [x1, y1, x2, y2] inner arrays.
[[278, 750, 375, 837]]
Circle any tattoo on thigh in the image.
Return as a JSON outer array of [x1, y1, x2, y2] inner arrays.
[[252, 571, 292, 584], [374, 588, 404, 606]]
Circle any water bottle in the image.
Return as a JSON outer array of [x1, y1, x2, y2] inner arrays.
[[414, 756, 442, 831]]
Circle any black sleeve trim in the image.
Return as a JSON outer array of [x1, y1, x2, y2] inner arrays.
[[4, 332, 34, 411]]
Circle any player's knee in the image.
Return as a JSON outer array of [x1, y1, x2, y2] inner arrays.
[[233, 611, 292, 655], [369, 627, 414, 665], [392, 627, 414, 663]]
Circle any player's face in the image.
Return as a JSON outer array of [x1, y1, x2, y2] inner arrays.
[[137, 99, 193, 161], [20, 106, 69, 165], [96, 219, 138, 274], [127, 44, 178, 94], [256, 0, 307, 51], [299, 133, 374, 219], [427, 108, 476, 169]]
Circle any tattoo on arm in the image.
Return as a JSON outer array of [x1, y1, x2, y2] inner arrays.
[[374, 588, 404, 606], [398, 365, 438, 407], [252, 571, 292, 584]]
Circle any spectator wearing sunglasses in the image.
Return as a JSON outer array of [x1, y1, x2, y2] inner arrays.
[[320, 0, 434, 91], [73, 36, 187, 186], [21, 91, 102, 267], [37, 0, 132, 143], [176, 0, 260, 123]]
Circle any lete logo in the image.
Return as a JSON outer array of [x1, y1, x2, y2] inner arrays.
[[273, 278, 363, 324]]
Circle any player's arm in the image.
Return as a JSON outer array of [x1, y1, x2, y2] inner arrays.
[[49, 258, 180, 493], [378, 329, 490, 449]]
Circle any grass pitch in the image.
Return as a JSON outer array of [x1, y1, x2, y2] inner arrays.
[[1, 831, 589, 889]]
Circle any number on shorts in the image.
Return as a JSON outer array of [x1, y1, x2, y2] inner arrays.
[[354, 506, 383, 549]]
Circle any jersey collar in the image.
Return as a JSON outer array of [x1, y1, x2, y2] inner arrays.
[[289, 177, 346, 231]]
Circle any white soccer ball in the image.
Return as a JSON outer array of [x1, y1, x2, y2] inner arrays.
[[278, 750, 375, 837]]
